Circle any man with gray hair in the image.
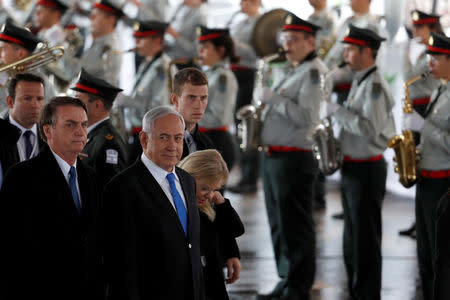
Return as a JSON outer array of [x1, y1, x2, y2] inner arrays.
[[103, 106, 204, 300]]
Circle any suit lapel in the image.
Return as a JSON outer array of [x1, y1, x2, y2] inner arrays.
[[134, 161, 188, 237]]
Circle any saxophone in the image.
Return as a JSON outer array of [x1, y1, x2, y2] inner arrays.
[[387, 72, 428, 188], [236, 52, 280, 152], [311, 62, 347, 175]]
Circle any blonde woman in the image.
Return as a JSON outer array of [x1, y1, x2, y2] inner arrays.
[[178, 149, 244, 300]]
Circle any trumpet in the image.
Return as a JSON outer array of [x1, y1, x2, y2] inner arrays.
[[0, 44, 65, 75]]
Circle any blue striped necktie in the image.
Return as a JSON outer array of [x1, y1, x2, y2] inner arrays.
[[166, 173, 188, 235]]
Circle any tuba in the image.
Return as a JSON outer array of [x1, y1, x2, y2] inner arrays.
[[236, 52, 280, 152], [311, 61, 347, 175], [0, 43, 64, 74], [387, 72, 428, 188]]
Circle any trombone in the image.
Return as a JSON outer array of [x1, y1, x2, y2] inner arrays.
[[0, 44, 65, 75]]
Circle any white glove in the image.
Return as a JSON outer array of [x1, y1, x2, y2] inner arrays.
[[44, 25, 66, 45], [0, 71, 9, 86], [319, 101, 340, 119], [403, 110, 425, 132], [253, 86, 274, 104]]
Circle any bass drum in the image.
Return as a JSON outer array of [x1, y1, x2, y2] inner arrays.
[[251, 8, 288, 61]]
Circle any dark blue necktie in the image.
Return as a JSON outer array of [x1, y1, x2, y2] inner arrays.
[[69, 166, 82, 213], [166, 173, 188, 235], [23, 130, 33, 159]]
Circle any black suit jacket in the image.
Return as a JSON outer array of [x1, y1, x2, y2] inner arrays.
[[103, 158, 204, 300], [181, 124, 216, 160], [0, 118, 45, 174], [0, 145, 104, 300], [80, 119, 128, 189]]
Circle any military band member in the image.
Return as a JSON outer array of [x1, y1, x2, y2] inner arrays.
[[324, 0, 381, 106], [308, 0, 336, 59], [404, 10, 443, 137], [0, 21, 56, 115], [32, 0, 84, 93], [434, 188, 450, 300], [165, 0, 207, 67], [320, 25, 395, 300], [255, 14, 326, 300], [196, 25, 238, 172], [126, 0, 168, 22], [398, 10, 443, 238], [127, 20, 175, 114], [71, 68, 127, 189], [403, 32, 450, 300], [63, 0, 123, 86], [227, 0, 261, 194], [307, 0, 337, 210]]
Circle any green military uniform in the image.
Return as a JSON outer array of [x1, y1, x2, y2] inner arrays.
[[324, 11, 383, 105], [71, 68, 128, 189], [0, 21, 56, 116], [165, 3, 207, 61], [136, 0, 168, 21], [196, 26, 238, 172], [63, 1, 123, 86], [434, 188, 450, 300], [80, 118, 127, 188], [259, 14, 327, 300], [330, 25, 395, 300], [409, 33, 450, 300], [308, 7, 336, 59], [229, 12, 261, 192]]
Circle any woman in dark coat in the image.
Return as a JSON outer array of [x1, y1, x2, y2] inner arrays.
[[178, 149, 244, 300]]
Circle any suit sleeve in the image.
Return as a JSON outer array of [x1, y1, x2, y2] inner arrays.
[[103, 176, 140, 300], [214, 199, 245, 260]]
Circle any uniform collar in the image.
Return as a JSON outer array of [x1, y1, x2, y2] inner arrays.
[[354, 65, 377, 86], [87, 116, 110, 135]]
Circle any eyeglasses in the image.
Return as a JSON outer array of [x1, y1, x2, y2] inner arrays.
[[427, 54, 437, 63], [280, 34, 300, 43]]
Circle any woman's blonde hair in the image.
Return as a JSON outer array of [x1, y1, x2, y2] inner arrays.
[[178, 149, 229, 220]]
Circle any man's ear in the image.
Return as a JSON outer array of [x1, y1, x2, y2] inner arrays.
[[171, 93, 179, 107], [6, 96, 14, 109]]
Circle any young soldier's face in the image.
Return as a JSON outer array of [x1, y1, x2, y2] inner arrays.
[[428, 54, 450, 80]]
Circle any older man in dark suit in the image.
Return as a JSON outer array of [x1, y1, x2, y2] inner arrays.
[[0, 97, 104, 300], [103, 106, 204, 300]]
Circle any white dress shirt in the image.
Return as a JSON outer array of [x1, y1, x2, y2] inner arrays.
[[9, 116, 39, 161], [50, 148, 81, 207], [140, 152, 187, 210]]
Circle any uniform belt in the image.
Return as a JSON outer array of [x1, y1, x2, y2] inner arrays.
[[412, 97, 430, 106], [132, 126, 142, 134], [198, 126, 228, 133], [334, 83, 352, 91], [421, 169, 450, 178], [343, 154, 383, 163], [266, 145, 311, 155], [230, 64, 252, 71]]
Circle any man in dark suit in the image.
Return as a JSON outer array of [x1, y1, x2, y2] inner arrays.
[[72, 68, 128, 188], [0, 73, 45, 177], [172, 67, 242, 283], [0, 97, 104, 300], [103, 106, 204, 300], [171, 67, 215, 160]]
